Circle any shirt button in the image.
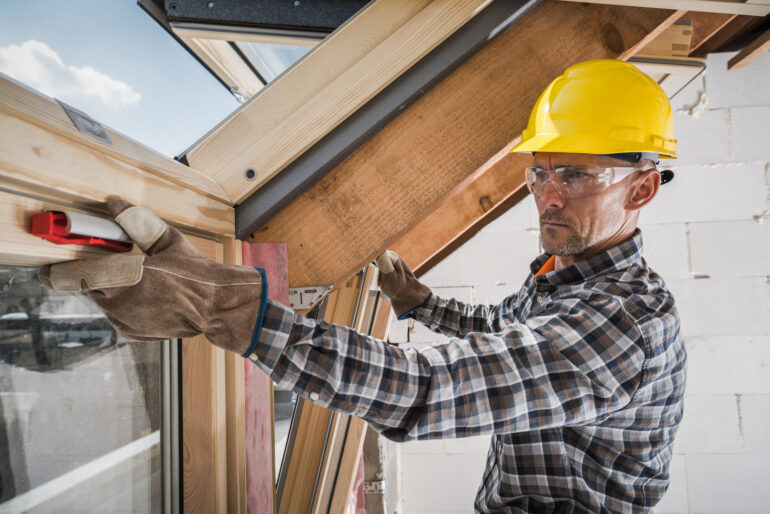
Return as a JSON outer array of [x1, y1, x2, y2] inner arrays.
[[536, 295, 544, 303], [249, 353, 259, 363], [309, 392, 320, 402]]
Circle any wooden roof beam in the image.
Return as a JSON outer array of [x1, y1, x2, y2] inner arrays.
[[560, 0, 770, 17], [248, 0, 678, 287], [728, 26, 770, 69]]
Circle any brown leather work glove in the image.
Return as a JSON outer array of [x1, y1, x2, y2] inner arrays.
[[375, 250, 431, 320], [38, 200, 266, 357]]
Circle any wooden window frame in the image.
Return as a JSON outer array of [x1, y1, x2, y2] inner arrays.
[[0, 76, 242, 513]]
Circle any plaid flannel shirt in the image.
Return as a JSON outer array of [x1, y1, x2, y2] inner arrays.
[[245, 229, 687, 513]]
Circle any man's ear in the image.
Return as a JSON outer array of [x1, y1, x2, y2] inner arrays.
[[626, 169, 660, 211]]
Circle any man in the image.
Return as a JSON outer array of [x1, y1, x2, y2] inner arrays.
[[40, 59, 686, 512]]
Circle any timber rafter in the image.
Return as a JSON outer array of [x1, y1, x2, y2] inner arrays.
[[248, 1, 679, 287]]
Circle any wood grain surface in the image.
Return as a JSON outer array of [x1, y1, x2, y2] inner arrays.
[[249, 1, 676, 288]]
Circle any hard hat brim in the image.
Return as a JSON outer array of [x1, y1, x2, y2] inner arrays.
[[510, 133, 677, 159]]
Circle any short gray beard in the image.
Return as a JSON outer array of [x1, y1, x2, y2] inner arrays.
[[540, 231, 588, 256]]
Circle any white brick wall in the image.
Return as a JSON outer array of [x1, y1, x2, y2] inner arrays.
[[389, 51, 770, 513]]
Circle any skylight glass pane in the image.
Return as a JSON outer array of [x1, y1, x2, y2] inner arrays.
[[237, 42, 312, 83]]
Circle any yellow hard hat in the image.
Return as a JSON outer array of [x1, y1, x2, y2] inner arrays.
[[510, 59, 677, 159]]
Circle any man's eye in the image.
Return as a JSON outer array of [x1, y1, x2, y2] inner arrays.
[[562, 169, 590, 182]]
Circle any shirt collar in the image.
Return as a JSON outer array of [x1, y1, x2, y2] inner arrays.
[[529, 229, 644, 286]]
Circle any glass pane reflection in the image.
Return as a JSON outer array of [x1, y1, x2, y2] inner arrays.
[[0, 266, 162, 513], [273, 383, 296, 481], [236, 42, 312, 83]]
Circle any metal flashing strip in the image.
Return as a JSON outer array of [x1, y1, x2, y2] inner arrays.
[[235, 0, 540, 239]]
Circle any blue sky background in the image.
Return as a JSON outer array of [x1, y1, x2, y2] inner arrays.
[[0, 0, 239, 157]]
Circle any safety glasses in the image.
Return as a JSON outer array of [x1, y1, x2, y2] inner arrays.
[[525, 166, 652, 199]]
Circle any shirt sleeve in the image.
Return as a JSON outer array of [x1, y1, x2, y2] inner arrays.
[[247, 294, 646, 442], [407, 291, 521, 337]]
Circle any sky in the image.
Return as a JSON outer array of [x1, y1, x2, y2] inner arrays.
[[0, 0, 239, 157]]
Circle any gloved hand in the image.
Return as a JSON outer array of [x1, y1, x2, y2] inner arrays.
[[38, 199, 266, 356], [375, 250, 431, 319]]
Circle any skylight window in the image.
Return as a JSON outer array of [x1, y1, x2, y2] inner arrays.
[[236, 42, 312, 83]]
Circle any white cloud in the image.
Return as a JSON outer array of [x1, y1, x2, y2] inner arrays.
[[0, 40, 141, 108]]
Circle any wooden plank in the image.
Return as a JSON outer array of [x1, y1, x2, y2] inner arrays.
[[183, 337, 228, 514], [685, 11, 738, 54], [187, 0, 489, 203], [0, 109, 234, 238], [310, 413, 347, 514], [183, 237, 228, 514], [690, 13, 766, 56], [635, 20, 694, 58], [728, 27, 770, 69], [559, 0, 770, 16], [329, 418, 367, 514], [0, 75, 231, 203], [223, 238, 247, 514], [181, 36, 264, 98], [330, 287, 392, 513], [277, 273, 363, 514], [249, 1, 676, 288], [242, 243, 290, 514], [391, 152, 529, 275]]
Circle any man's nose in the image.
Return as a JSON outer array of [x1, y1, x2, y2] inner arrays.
[[539, 179, 564, 209]]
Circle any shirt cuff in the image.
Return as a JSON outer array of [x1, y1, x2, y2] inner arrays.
[[242, 298, 295, 376]]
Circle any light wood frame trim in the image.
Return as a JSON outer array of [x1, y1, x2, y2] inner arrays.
[[185, 0, 491, 202], [223, 238, 248, 514], [0, 74, 231, 203], [178, 36, 265, 99], [560, 0, 770, 16], [277, 272, 364, 514], [0, 79, 234, 239]]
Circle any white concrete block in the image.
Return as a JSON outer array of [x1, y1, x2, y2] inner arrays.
[[705, 51, 770, 109], [739, 394, 770, 454], [689, 220, 770, 278], [407, 323, 449, 345], [731, 105, 770, 162], [667, 277, 770, 337], [667, 109, 730, 167], [670, 72, 704, 114], [673, 394, 742, 454], [421, 230, 539, 289], [654, 455, 688, 514], [401, 434, 492, 456], [640, 163, 767, 224], [685, 454, 770, 513], [638, 223, 690, 280], [481, 195, 539, 232], [474, 284, 519, 306], [684, 336, 770, 395], [389, 317, 410, 344], [401, 452, 487, 513], [431, 286, 475, 304]]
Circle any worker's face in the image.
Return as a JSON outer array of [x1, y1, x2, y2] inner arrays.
[[531, 153, 659, 260]]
